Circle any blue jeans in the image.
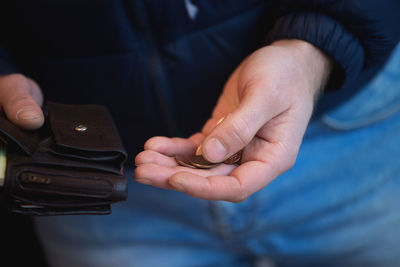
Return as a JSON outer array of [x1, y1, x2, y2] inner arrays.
[[34, 44, 400, 267]]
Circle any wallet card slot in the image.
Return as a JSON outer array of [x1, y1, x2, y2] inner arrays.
[[12, 194, 114, 207], [29, 154, 123, 175], [6, 163, 127, 201], [4, 196, 112, 215], [35, 137, 123, 174], [18, 171, 114, 197], [48, 145, 123, 161]]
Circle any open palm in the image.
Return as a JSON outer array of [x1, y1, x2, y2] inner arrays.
[[135, 40, 332, 202]]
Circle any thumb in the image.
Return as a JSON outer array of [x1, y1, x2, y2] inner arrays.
[[201, 84, 283, 163], [0, 74, 44, 130]]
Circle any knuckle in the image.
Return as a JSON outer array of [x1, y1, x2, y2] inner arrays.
[[286, 146, 299, 169], [232, 193, 248, 203], [284, 155, 297, 172], [9, 95, 36, 107], [134, 151, 146, 165], [276, 142, 298, 172], [229, 116, 253, 148], [232, 189, 250, 203], [0, 75, 36, 107], [1, 73, 29, 88]]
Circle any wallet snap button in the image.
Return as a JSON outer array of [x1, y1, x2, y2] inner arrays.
[[74, 124, 88, 132]]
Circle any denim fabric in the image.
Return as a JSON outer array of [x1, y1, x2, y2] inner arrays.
[[322, 43, 400, 130], [34, 45, 400, 267], [34, 113, 400, 267]]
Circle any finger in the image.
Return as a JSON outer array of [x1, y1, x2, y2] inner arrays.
[[168, 160, 281, 202], [135, 150, 178, 167], [144, 136, 198, 156], [134, 163, 236, 189], [134, 163, 177, 189], [170, 110, 306, 201], [201, 85, 287, 163], [169, 172, 243, 201], [0, 74, 44, 130], [187, 132, 205, 145], [201, 117, 220, 136]]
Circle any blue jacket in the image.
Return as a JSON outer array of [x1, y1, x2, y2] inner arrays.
[[0, 0, 399, 161]]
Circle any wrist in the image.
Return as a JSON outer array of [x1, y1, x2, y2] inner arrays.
[[270, 39, 333, 97]]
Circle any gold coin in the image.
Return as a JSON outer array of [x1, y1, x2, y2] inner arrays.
[[0, 141, 6, 186], [223, 150, 242, 165], [189, 155, 220, 169], [195, 144, 202, 156], [175, 155, 197, 169]]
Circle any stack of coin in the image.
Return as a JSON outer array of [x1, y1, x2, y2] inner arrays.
[[175, 117, 242, 169], [175, 147, 242, 169]]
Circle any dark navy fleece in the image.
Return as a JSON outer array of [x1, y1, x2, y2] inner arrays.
[[0, 0, 399, 162]]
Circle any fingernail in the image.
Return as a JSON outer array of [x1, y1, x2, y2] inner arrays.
[[203, 137, 227, 162], [136, 178, 153, 185], [16, 109, 41, 121]]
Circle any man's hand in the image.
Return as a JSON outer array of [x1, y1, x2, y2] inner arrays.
[[135, 39, 332, 202], [0, 74, 44, 130]]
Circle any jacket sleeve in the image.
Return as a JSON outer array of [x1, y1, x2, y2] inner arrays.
[[266, 0, 400, 91]]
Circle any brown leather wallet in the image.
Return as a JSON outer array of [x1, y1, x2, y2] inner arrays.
[[0, 102, 128, 215]]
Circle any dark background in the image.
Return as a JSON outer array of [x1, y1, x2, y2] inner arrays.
[[0, 207, 48, 266]]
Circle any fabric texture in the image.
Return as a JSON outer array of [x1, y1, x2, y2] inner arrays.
[[0, 0, 399, 162], [35, 43, 400, 267], [0, 1, 399, 266]]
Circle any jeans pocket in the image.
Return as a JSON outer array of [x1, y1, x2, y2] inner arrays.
[[321, 43, 400, 130]]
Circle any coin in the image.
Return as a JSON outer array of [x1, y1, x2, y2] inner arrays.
[[0, 141, 6, 186], [175, 154, 220, 169], [195, 144, 202, 156], [175, 155, 197, 169], [189, 155, 220, 169], [175, 150, 243, 169], [223, 150, 242, 165]]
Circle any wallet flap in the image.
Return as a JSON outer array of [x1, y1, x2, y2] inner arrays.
[[47, 102, 127, 159], [0, 114, 38, 155]]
